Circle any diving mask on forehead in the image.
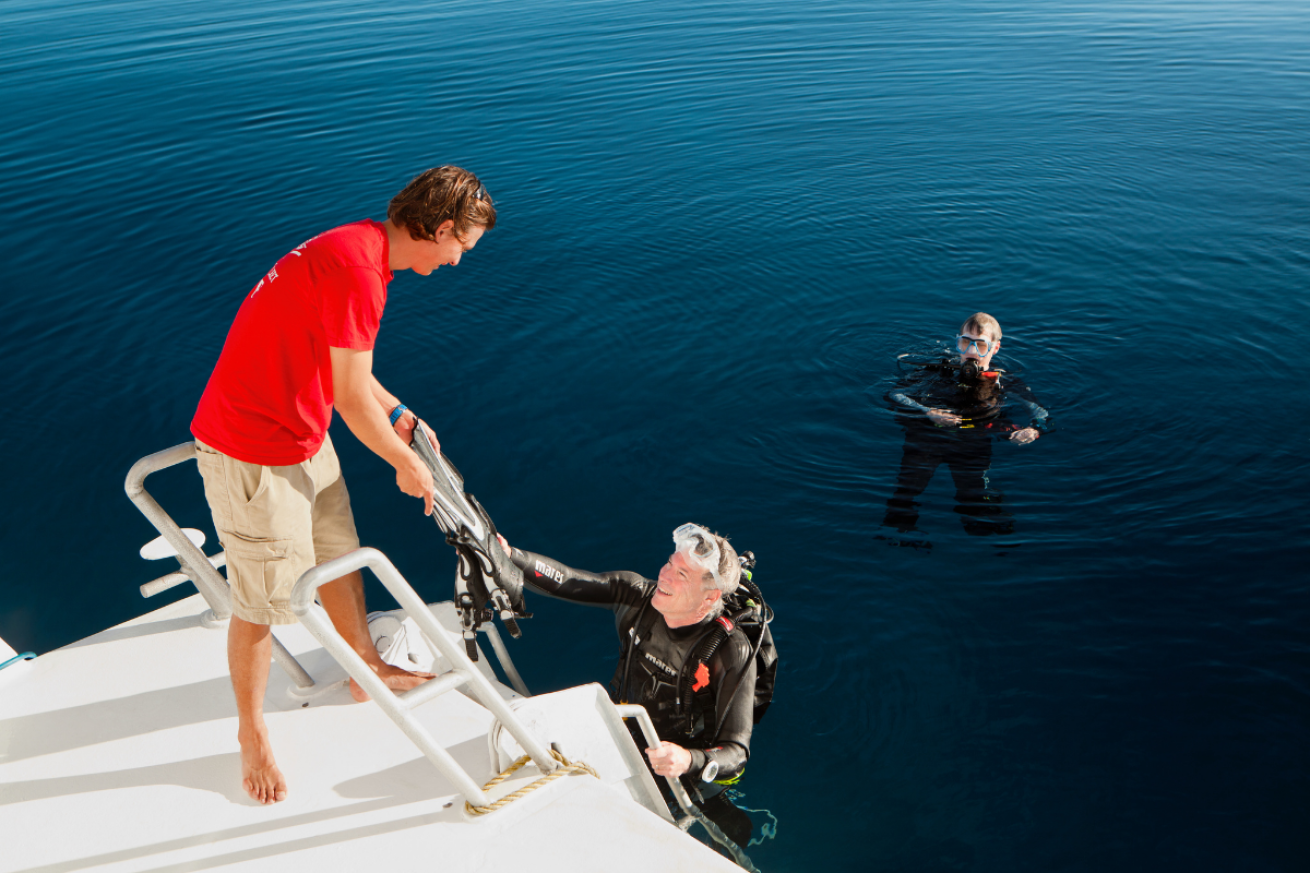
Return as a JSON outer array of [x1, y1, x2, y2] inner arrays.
[[672, 523, 723, 588]]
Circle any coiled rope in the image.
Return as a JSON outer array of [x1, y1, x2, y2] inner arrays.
[[464, 749, 599, 816]]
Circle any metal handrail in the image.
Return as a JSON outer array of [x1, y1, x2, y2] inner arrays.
[[141, 551, 227, 598], [124, 442, 315, 690], [615, 704, 761, 872], [125, 444, 231, 617], [291, 548, 560, 809]]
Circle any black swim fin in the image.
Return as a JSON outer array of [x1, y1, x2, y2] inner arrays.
[[410, 422, 528, 653]]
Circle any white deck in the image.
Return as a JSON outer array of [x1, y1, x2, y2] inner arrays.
[[0, 594, 738, 873]]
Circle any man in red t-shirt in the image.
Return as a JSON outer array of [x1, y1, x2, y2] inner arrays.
[[191, 166, 495, 805]]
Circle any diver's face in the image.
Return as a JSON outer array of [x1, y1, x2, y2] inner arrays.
[[957, 330, 1000, 369], [654, 551, 715, 622]]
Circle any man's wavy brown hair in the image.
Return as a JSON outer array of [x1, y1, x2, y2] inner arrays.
[[388, 166, 496, 242]]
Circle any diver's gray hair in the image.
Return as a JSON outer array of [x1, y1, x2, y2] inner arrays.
[[691, 527, 741, 619]]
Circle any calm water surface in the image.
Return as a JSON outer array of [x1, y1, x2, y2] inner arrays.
[[2, 1, 1307, 870]]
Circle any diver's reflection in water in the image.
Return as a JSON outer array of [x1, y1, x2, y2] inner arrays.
[[884, 417, 1014, 537], [882, 314, 1049, 541]]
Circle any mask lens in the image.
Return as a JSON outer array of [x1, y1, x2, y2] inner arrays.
[[957, 335, 991, 356], [672, 523, 722, 587]]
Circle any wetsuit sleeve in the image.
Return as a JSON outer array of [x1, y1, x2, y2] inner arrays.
[[1017, 398, 1049, 430], [508, 547, 651, 614], [890, 391, 931, 413], [1003, 376, 1050, 430], [687, 633, 755, 780], [887, 368, 936, 415]]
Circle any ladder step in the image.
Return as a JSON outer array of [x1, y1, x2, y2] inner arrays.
[[397, 671, 467, 710]]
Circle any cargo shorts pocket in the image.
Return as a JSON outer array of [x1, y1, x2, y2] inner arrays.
[[221, 530, 298, 623], [223, 532, 291, 562]]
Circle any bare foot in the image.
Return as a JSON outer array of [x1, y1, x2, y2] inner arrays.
[[238, 730, 288, 804], [349, 662, 436, 703]]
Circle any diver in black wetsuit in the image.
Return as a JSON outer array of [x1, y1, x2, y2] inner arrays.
[[496, 524, 756, 846], [883, 312, 1049, 537]]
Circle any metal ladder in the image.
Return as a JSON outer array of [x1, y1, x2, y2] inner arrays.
[[125, 442, 316, 692], [289, 547, 561, 807], [289, 550, 747, 844], [126, 443, 562, 807], [616, 704, 762, 872]]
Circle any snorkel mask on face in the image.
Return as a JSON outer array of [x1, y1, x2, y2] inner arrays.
[[672, 523, 724, 589], [956, 334, 998, 384]]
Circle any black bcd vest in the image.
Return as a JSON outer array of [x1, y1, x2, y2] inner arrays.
[[610, 584, 777, 742]]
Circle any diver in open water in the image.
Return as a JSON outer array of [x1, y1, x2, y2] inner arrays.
[[883, 312, 1049, 538], [495, 525, 774, 850]]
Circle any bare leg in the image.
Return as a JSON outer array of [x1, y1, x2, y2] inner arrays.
[[229, 617, 288, 804], [317, 570, 434, 702]]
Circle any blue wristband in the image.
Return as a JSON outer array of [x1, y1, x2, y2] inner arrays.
[[389, 404, 408, 426]]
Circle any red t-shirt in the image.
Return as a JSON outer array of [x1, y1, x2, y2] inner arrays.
[[191, 220, 392, 465]]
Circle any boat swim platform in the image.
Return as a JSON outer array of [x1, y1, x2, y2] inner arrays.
[[0, 593, 739, 873]]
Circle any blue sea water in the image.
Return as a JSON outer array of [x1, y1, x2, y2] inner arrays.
[[2, 0, 1308, 869]]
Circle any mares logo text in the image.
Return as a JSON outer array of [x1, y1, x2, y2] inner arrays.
[[534, 560, 564, 584], [642, 651, 678, 678]]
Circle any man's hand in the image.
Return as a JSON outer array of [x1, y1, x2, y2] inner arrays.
[[927, 408, 961, 427], [645, 741, 693, 779], [396, 454, 436, 516], [1010, 427, 1039, 445], [393, 412, 440, 454], [496, 533, 511, 557], [331, 348, 439, 516]]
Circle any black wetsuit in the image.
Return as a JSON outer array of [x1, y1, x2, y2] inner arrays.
[[883, 362, 1047, 536], [507, 547, 756, 781]]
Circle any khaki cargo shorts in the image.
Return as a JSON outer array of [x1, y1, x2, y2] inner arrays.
[[194, 435, 361, 625]]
